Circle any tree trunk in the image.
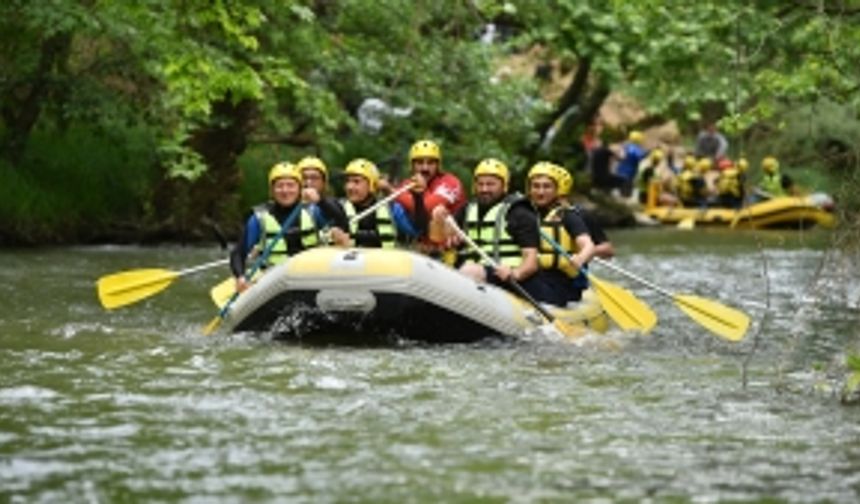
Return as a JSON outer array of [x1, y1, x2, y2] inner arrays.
[[1, 33, 72, 166], [150, 98, 256, 242], [524, 57, 611, 168]]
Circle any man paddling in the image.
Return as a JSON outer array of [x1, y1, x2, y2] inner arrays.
[[436, 158, 550, 300], [334, 158, 424, 247], [230, 162, 323, 293], [526, 162, 597, 305]]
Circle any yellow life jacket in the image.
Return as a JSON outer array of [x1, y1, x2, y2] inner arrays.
[[460, 197, 523, 267], [342, 199, 397, 248], [717, 168, 741, 197], [254, 205, 319, 266], [538, 206, 580, 278], [759, 171, 785, 197]]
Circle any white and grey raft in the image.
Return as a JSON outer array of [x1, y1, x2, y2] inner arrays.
[[222, 247, 608, 344]]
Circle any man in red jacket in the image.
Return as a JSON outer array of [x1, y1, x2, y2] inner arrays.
[[391, 140, 467, 259]]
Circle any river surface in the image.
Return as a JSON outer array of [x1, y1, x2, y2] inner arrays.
[[1, 229, 859, 502]]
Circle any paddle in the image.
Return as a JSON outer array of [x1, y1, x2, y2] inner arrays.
[[444, 215, 582, 339], [203, 203, 304, 335], [592, 257, 750, 342], [208, 181, 417, 307], [538, 229, 657, 333], [97, 258, 228, 310]]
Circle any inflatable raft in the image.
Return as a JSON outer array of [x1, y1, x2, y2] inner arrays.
[[641, 193, 836, 229], [222, 247, 608, 344]]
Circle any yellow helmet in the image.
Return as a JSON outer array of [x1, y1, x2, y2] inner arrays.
[[628, 130, 645, 144], [343, 158, 380, 192], [696, 158, 713, 173], [761, 156, 779, 174], [650, 148, 664, 162], [737, 157, 749, 172], [683, 155, 697, 171], [268, 162, 301, 186], [409, 140, 441, 163], [473, 158, 509, 191], [296, 156, 328, 180], [527, 161, 573, 196]]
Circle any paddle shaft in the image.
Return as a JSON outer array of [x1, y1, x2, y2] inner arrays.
[[214, 203, 305, 322], [537, 228, 657, 333], [592, 257, 673, 299], [592, 256, 747, 339], [351, 182, 416, 223], [445, 216, 557, 323]]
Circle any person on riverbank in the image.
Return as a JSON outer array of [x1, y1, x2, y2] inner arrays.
[[526, 162, 598, 305], [334, 158, 423, 248], [615, 130, 648, 198], [230, 162, 328, 293], [435, 158, 549, 300], [389, 139, 467, 261], [694, 122, 729, 162]]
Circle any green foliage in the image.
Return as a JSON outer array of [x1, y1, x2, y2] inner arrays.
[[0, 124, 158, 243], [3, 0, 860, 241]]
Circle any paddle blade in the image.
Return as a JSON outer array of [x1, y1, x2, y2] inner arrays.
[[97, 269, 178, 310], [210, 277, 235, 307], [590, 275, 658, 333], [673, 294, 750, 342]]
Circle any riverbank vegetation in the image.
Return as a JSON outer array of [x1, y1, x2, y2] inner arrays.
[[2, 0, 859, 244]]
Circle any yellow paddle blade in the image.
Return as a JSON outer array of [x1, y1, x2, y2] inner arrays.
[[210, 271, 261, 307], [677, 217, 695, 230], [210, 277, 235, 307], [590, 274, 658, 333], [202, 315, 222, 336], [673, 294, 750, 342], [97, 269, 179, 310]]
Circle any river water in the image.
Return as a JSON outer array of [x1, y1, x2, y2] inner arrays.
[[1, 229, 859, 502]]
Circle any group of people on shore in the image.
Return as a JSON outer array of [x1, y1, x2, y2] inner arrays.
[[588, 122, 796, 209], [231, 140, 613, 308]]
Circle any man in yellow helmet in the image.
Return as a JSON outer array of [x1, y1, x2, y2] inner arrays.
[[526, 162, 598, 305], [335, 158, 423, 248], [438, 158, 549, 300], [754, 156, 794, 201], [297, 156, 329, 196], [296, 155, 350, 231], [230, 162, 322, 293], [392, 140, 467, 255]]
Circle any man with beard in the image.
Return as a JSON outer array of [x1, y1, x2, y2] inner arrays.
[[435, 158, 549, 300], [389, 140, 466, 260]]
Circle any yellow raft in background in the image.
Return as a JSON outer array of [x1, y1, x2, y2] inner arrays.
[[222, 247, 609, 344], [641, 192, 836, 230]]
